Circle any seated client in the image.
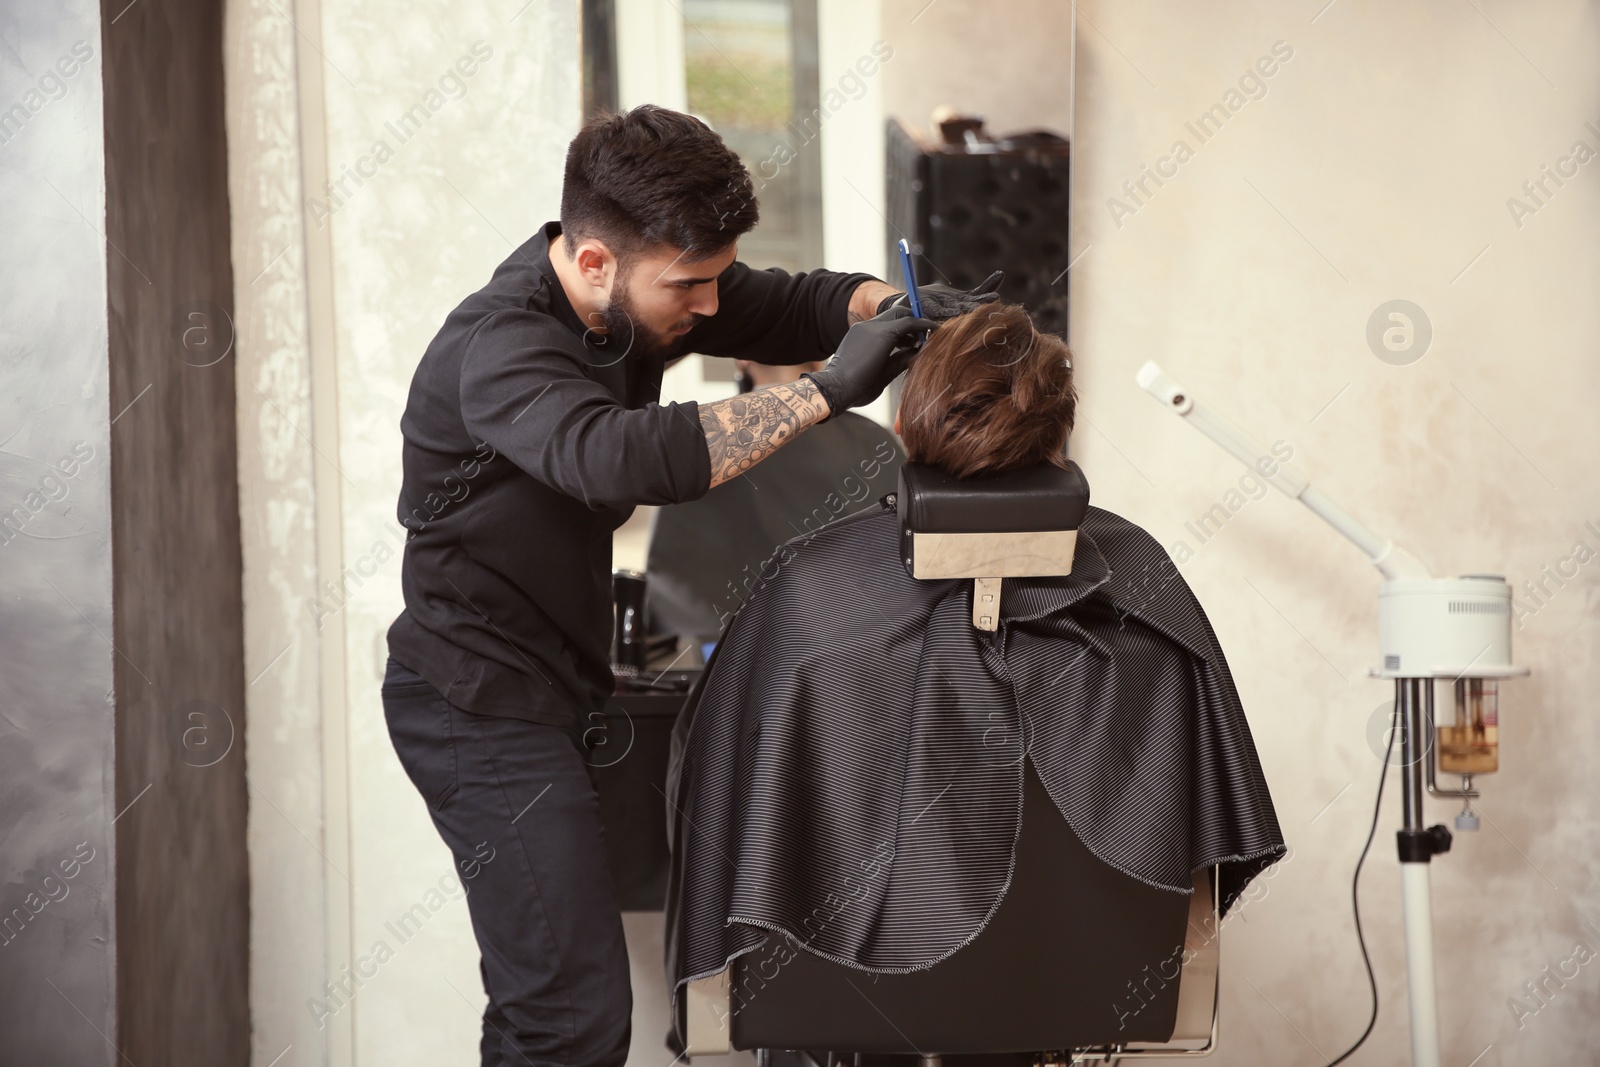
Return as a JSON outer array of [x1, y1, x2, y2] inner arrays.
[[664, 304, 1286, 1015]]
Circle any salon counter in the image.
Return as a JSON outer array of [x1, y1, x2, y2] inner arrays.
[[589, 689, 691, 911]]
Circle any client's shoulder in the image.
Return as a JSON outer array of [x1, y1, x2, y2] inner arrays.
[[749, 500, 901, 592], [1080, 505, 1173, 564], [728, 498, 934, 639], [1077, 506, 1226, 661], [774, 499, 899, 563]]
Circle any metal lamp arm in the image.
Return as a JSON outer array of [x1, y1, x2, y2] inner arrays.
[[1135, 362, 1432, 582]]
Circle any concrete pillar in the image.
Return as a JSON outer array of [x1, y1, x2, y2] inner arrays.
[[0, 0, 248, 1063]]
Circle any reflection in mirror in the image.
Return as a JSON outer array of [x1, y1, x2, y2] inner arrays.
[[684, 0, 824, 272], [583, 6, 1076, 1064]]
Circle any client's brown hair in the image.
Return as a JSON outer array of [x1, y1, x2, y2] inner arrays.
[[898, 304, 1076, 478]]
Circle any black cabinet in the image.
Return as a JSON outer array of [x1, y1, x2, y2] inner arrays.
[[588, 691, 689, 911]]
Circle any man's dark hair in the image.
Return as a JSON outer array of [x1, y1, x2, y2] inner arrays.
[[560, 105, 759, 263]]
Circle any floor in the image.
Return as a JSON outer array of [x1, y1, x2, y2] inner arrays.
[[617, 510, 753, 1067], [624, 911, 755, 1067]]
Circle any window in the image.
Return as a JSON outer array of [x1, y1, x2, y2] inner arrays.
[[682, 0, 824, 272]]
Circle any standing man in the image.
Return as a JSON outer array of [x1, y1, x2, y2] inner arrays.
[[381, 104, 997, 1066]]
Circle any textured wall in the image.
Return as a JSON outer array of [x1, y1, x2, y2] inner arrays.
[[223, 0, 583, 1062], [223, 0, 337, 1061], [100, 0, 251, 1061], [879, 0, 1072, 138], [1071, 2, 1600, 1063], [0, 1, 117, 1063], [315, 4, 582, 1060]]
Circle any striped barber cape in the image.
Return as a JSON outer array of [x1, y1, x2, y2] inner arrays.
[[664, 494, 1286, 1000]]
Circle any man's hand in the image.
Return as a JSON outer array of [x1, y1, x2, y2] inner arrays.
[[802, 305, 936, 418], [876, 269, 1004, 321]]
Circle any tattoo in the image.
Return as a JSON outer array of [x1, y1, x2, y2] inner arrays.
[[699, 378, 831, 488]]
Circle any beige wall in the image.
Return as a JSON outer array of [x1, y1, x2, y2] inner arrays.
[[225, 1, 331, 1064], [227, 0, 581, 1063], [321, 3, 582, 1064], [880, 0, 1072, 138], [1071, 2, 1600, 1063]]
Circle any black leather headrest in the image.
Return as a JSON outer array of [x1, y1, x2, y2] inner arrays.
[[897, 461, 1091, 533]]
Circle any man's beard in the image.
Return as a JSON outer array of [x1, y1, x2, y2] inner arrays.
[[593, 270, 699, 366]]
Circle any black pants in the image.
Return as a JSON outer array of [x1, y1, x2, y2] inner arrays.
[[381, 657, 631, 1067]]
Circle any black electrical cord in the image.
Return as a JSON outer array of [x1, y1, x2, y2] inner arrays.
[[1322, 702, 1397, 1067]]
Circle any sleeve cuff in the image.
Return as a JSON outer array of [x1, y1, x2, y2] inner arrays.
[[678, 399, 714, 500]]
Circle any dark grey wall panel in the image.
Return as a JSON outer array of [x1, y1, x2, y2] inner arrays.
[[0, 1, 119, 1064], [100, 0, 250, 1063]]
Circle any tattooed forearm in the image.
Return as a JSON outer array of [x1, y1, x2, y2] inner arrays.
[[698, 377, 832, 488]]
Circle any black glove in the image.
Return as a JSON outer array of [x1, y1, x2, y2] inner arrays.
[[802, 305, 937, 417], [875, 269, 1004, 320]]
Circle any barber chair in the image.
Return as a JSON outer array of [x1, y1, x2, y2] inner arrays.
[[681, 462, 1221, 1064]]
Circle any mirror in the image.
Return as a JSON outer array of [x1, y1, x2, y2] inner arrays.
[[588, 4, 1075, 1060], [603, 0, 1076, 576]]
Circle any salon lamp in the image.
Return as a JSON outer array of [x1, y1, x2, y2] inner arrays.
[[1136, 362, 1527, 1067]]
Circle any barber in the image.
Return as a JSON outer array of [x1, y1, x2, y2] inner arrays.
[[381, 104, 998, 1067]]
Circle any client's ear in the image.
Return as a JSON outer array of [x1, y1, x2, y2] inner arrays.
[[893, 409, 902, 435]]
